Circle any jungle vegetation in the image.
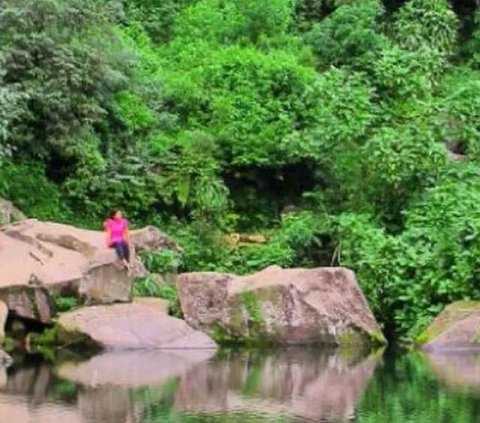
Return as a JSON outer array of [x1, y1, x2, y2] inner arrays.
[[1, 0, 480, 338]]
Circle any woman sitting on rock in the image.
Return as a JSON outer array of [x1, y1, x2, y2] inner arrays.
[[105, 209, 130, 269]]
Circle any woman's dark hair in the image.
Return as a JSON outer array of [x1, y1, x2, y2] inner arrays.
[[108, 209, 121, 219]]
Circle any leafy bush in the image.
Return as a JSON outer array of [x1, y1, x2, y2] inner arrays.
[[392, 0, 458, 55], [306, 0, 388, 70], [336, 165, 480, 337], [54, 295, 80, 313], [174, 0, 294, 45], [141, 250, 182, 274], [134, 276, 182, 318]]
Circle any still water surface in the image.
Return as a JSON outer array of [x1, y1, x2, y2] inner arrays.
[[1, 348, 480, 423]]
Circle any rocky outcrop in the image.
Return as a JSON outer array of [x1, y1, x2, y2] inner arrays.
[[57, 299, 217, 351], [0, 219, 179, 323], [177, 266, 385, 347], [418, 301, 480, 351], [0, 199, 25, 226]]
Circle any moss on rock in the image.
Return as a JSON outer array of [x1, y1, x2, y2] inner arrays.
[[416, 301, 480, 348]]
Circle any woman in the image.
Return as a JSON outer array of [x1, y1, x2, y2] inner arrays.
[[105, 209, 130, 269]]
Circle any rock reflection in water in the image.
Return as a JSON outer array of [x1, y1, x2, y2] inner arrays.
[[0, 348, 380, 423], [0, 350, 216, 423], [60, 349, 217, 423], [58, 349, 216, 387], [174, 349, 381, 422], [423, 351, 480, 389], [0, 361, 82, 423]]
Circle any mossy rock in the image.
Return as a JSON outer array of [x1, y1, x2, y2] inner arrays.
[[178, 267, 386, 348], [416, 301, 480, 351]]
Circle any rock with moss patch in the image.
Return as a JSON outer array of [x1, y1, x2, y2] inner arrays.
[[417, 301, 480, 351], [177, 266, 386, 347]]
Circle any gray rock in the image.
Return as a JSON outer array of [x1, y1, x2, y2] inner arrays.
[[177, 266, 386, 347], [418, 301, 480, 352], [131, 225, 181, 253], [57, 299, 217, 351], [0, 198, 25, 226], [0, 286, 52, 323], [0, 219, 132, 310], [0, 219, 180, 323]]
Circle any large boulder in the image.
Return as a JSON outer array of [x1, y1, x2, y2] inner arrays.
[[177, 266, 385, 347], [0, 219, 179, 321], [0, 219, 132, 309], [57, 299, 217, 351], [418, 301, 480, 351]]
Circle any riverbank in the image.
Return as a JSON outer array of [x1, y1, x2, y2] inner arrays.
[[0, 211, 389, 359]]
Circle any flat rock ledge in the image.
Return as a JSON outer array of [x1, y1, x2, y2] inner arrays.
[[0, 219, 179, 323], [418, 301, 480, 352], [177, 266, 386, 347], [57, 299, 217, 351]]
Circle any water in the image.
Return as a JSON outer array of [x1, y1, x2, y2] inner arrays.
[[1, 348, 480, 423]]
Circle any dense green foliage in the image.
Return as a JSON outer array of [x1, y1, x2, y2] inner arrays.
[[2, 0, 480, 338]]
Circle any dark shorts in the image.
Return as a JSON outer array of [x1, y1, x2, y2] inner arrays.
[[110, 241, 130, 262]]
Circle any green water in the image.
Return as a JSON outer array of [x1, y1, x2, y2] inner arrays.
[[1, 348, 480, 423]]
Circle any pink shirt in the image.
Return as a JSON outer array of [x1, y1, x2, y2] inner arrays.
[[106, 218, 128, 243]]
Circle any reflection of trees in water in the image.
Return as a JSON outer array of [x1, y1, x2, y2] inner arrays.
[[357, 352, 480, 423]]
